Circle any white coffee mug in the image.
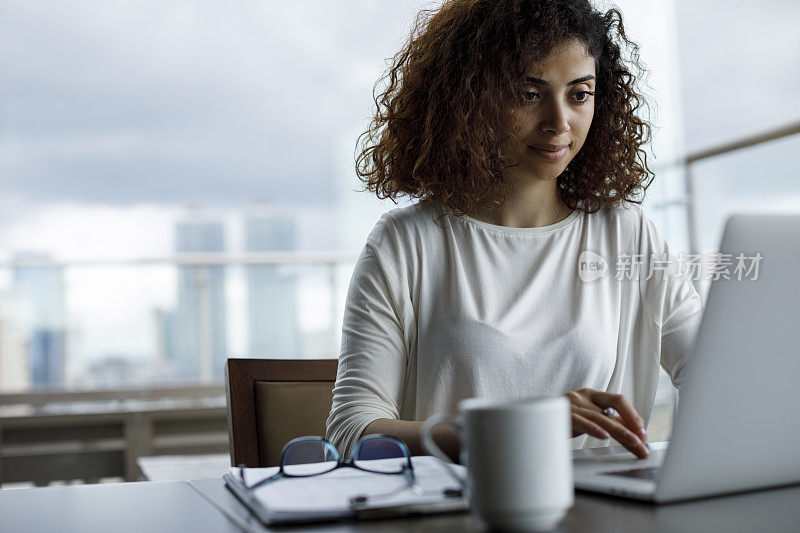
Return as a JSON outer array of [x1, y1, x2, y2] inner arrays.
[[421, 396, 573, 532]]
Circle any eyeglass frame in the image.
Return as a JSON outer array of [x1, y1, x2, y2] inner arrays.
[[238, 434, 415, 492]]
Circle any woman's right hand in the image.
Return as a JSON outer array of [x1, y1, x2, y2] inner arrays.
[[564, 388, 650, 459]]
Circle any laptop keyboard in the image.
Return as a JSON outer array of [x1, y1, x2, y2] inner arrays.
[[604, 466, 661, 481]]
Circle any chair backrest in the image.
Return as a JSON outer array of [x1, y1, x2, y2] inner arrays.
[[225, 358, 338, 467]]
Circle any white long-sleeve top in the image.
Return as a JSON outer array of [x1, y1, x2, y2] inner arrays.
[[326, 201, 704, 458]]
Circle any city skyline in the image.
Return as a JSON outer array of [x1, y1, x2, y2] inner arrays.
[[0, 206, 348, 391]]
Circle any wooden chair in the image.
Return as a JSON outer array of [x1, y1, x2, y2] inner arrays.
[[225, 358, 338, 467]]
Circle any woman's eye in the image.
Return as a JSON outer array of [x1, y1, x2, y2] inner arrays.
[[519, 90, 594, 104]]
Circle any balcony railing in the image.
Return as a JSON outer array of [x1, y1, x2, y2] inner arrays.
[[0, 384, 227, 487], [0, 253, 353, 487], [677, 120, 800, 254]]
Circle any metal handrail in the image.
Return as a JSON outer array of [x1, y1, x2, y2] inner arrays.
[[0, 251, 357, 268], [678, 120, 800, 253], [685, 120, 800, 164], [654, 120, 800, 172], [0, 383, 225, 409]]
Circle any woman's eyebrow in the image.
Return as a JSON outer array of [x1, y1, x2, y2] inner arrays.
[[524, 74, 596, 86]]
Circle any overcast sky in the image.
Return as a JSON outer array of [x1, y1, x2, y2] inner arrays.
[[0, 0, 438, 207], [0, 0, 798, 252], [675, 0, 800, 150]]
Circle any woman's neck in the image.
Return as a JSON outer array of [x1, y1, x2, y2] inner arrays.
[[469, 180, 572, 228]]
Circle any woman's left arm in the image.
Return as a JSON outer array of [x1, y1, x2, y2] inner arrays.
[[660, 314, 703, 389], [638, 212, 705, 389]]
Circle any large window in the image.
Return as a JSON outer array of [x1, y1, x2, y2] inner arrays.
[[1, 0, 797, 400]]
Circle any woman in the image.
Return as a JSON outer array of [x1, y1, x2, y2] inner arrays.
[[326, 0, 703, 461]]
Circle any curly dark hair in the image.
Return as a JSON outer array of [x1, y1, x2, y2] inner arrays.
[[355, 0, 654, 216]]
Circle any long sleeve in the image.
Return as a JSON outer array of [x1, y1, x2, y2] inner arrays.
[[660, 313, 702, 389], [638, 215, 705, 389], [325, 243, 410, 459]]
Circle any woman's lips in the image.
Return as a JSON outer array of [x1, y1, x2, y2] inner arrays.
[[530, 144, 569, 161]]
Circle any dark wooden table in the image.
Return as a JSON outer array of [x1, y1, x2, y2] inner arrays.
[[1, 477, 799, 533], [190, 477, 800, 533]]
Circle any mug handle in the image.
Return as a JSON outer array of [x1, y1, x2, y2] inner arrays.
[[420, 414, 466, 488]]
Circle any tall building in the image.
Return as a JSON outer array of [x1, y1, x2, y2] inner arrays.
[[170, 217, 228, 381], [0, 291, 32, 392], [12, 255, 66, 389], [245, 210, 299, 358]]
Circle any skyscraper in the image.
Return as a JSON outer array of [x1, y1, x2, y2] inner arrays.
[[12, 254, 66, 389], [245, 210, 299, 358], [170, 217, 228, 381], [0, 291, 32, 392]]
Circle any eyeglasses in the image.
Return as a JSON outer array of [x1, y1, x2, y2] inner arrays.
[[237, 434, 416, 495]]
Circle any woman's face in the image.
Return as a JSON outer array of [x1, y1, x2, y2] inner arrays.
[[503, 38, 597, 183]]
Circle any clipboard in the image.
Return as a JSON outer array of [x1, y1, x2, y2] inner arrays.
[[224, 456, 467, 525]]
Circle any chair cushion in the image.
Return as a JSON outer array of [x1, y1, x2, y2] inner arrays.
[[254, 381, 334, 467]]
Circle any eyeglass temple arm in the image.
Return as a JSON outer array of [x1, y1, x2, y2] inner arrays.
[[239, 465, 282, 491]]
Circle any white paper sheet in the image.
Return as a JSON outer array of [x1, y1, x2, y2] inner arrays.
[[229, 456, 466, 522]]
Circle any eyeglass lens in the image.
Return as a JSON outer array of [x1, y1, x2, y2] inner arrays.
[[282, 440, 339, 476], [353, 438, 408, 474]]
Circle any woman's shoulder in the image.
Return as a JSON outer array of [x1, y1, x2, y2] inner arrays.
[[382, 201, 441, 226], [588, 201, 670, 255], [584, 201, 660, 251], [366, 202, 442, 247], [588, 201, 652, 231], [590, 201, 647, 225]]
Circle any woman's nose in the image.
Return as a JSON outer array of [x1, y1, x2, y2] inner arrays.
[[539, 102, 571, 135]]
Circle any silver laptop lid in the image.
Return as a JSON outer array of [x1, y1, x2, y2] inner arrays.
[[656, 214, 800, 502]]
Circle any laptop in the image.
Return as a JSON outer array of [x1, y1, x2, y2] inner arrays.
[[573, 214, 800, 503]]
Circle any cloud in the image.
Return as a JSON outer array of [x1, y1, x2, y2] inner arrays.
[[675, 0, 800, 150], [0, 0, 438, 206]]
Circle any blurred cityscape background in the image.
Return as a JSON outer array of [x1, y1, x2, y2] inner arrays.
[[0, 208, 353, 390], [0, 0, 798, 485]]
